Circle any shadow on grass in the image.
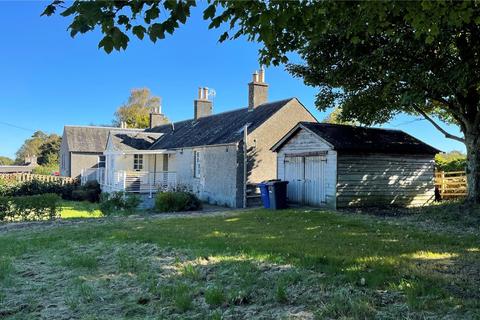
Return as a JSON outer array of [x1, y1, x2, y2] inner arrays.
[[0, 207, 479, 316]]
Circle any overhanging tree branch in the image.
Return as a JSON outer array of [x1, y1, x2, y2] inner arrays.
[[412, 105, 465, 143]]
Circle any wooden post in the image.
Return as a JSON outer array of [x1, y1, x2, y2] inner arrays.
[[441, 171, 445, 198]]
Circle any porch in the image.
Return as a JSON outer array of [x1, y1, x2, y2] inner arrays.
[[81, 148, 178, 195], [104, 170, 177, 195]]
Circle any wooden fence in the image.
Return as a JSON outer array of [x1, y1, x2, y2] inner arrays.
[[435, 171, 467, 199], [0, 173, 78, 185]]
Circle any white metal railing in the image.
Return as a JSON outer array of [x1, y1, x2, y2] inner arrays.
[[80, 168, 105, 185], [102, 170, 177, 196]]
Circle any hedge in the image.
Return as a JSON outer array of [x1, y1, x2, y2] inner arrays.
[[0, 179, 101, 203], [0, 193, 61, 222]]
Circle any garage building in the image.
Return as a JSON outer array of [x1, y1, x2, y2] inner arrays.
[[271, 122, 440, 209]]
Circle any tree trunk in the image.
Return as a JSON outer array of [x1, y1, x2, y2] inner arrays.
[[465, 131, 480, 204]]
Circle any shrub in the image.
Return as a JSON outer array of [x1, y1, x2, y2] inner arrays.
[[99, 192, 141, 215], [71, 181, 101, 202], [32, 164, 59, 175], [155, 191, 202, 212], [0, 193, 61, 222], [0, 178, 102, 203], [435, 151, 467, 172], [0, 179, 79, 199]]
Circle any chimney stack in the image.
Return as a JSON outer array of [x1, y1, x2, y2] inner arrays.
[[248, 67, 268, 111], [149, 98, 169, 129], [194, 87, 213, 120]]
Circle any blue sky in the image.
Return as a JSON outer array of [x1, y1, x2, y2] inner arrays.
[[0, 1, 466, 159]]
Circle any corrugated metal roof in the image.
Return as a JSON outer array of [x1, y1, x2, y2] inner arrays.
[[148, 98, 294, 149]]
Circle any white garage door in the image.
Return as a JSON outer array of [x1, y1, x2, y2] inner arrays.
[[284, 156, 304, 203], [284, 155, 327, 206]]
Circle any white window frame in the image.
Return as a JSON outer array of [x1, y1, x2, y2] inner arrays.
[[98, 155, 106, 168], [133, 154, 144, 171], [194, 151, 201, 178]]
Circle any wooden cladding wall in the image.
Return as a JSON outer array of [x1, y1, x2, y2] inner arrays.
[[336, 154, 436, 207]]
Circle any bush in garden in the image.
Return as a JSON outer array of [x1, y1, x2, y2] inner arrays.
[[32, 164, 59, 176], [99, 192, 141, 215], [0, 178, 102, 203], [155, 191, 202, 212], [0, 179, 79, 199], [435, 152, 467, 172], [71, 181, 102, 202], [0, 193, 61, 222]]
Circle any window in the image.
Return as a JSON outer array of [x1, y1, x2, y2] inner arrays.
[[61, 154, 65, 169], [134, 154, 144, 171], [98, 155, 106, 168], [194, 151, 201, 178]]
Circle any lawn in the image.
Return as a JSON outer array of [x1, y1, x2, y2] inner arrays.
[[59, 200, 103, 219], [0, 206, 478, 319]]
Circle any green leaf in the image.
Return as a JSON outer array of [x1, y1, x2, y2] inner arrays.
[[145, 6, 160, 24], [218, 31, 229, 42], [149, 23, 165, 42], [203, 4, 216, 20], [111, 27, 129, 50], [132, 25, 146, 40], [98, 36, 114, 54], [41, 4, 56, 16], [117, 15, 129, 25]]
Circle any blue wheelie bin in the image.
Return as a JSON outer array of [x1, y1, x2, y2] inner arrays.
[[258, 182, 270, 208]]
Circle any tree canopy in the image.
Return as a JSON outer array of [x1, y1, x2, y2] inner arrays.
[[0, 156, 14, 166], [37, 134, 61, 166], [15, 131, 61, 166], [322, 107, 358, 126], [43, 1, 480, 202], [15, 131, 48, 164], [114, 88, 163, 128]]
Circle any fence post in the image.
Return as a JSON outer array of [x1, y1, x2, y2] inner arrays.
[[441, 171, 445, 198]]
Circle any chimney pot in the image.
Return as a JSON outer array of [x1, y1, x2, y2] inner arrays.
[[248, 69, 268, 111], [194, 87, 213, 120], [259, 67, 265, 83], [149, 100, 170, 128]]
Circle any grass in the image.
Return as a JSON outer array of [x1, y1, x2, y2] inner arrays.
[[204, 285, 225, 307], [0, 206, 478, 319], [61, 252, 98, 270], [59, 200, 102, 219], [0, 258, 13, 282]]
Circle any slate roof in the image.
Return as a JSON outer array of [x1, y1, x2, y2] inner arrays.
[[273, 122, 440, 155], [0, 165, 35, 174], [64, 126, 142, 153], [109, 131, 162, 151], [148, 98, 295, 149]]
